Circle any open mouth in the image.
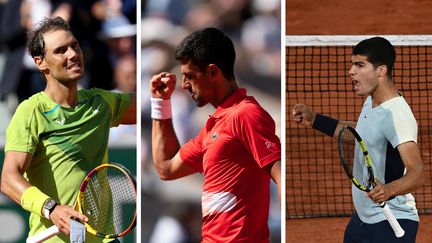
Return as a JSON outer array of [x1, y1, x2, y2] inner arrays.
[[67, 63, 81, 70], [352, 79, 360, 90], [188, 88, 196, 100]]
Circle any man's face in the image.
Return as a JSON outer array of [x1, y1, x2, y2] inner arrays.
[[180, 60, 213, 107], [349, 54, 380, 96], [39, 29, 84, 83]]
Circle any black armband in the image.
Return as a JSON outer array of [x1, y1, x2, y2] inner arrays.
[[312, 113, 339, 137]]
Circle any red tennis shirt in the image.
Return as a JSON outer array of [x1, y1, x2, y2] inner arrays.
[[179, 88, 281, 242]]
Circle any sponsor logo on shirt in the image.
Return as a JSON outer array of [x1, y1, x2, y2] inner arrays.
[[92, 104, 101, 114], [55, 118, 65, 125], [265, 141, 273, 148]]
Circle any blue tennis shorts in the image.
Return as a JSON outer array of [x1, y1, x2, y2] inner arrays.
[[343, 212, 418, 243]]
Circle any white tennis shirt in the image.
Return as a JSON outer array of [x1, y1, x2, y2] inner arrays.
[[353, 95, 419, 224]]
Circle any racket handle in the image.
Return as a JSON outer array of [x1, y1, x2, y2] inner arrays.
[[380, 202, 405, 238], [26, 225, 60, 243]]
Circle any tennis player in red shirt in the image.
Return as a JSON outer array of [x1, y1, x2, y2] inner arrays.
[[149, 27, 281, 242]]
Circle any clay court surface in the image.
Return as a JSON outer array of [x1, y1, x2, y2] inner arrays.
[[286, 0, 432, 242], [286, 215, 432, 242]]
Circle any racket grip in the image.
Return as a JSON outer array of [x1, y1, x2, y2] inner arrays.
[[26, 225, 60, 243], [380, 202, 405, 238]]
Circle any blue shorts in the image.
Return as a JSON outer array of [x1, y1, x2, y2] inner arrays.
[[343, 212, 418, 243]]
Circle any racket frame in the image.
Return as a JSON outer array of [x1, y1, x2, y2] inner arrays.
[[337, 126, 405, 238], [26, 162, 137, 243], [338, 125, 375, 191], [77, 163, 137, 239]]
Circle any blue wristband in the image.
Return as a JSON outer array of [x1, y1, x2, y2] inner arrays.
[[312, 113, 338, 137]]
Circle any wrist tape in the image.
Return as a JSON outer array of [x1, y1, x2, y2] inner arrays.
[[20, 186, 50, 217], [151, 98, 172, 120], [312, 113, 339, 137]]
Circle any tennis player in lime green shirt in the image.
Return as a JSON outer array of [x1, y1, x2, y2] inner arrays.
[[0, 17, 136, 242]]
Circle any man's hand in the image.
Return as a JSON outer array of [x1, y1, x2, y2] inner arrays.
[[50, 205, 88, 235], [367, 180, 394, 204], [291, 104, 316, 127], [150, 72, 176, 100]]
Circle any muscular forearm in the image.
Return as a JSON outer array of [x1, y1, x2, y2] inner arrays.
[[1, 151, 33, 205], [388, 142, 424, 197], [151, 119, 181, 177], [386, 164, 424, 197], [0, 170, 32, 204], [332, 120, 357, 137]]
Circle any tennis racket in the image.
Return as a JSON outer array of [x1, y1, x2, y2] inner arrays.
[[338, 125, 405, 238], [26, 163, 137, 243]]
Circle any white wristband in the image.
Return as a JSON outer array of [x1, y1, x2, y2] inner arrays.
[[151, 97, 172, 120]]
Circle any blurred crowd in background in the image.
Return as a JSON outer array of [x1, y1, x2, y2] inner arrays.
[[0, 0, 137, 147], [141, 0, 281, 242]]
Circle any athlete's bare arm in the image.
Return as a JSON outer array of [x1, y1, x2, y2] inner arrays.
[[1, 151, 33, 204], [291, 103, 356, 137], [150, 72, 196, 180], [367, 141, 424, 203], [265, 160, 281, 203], [1, 151, 87, 235]]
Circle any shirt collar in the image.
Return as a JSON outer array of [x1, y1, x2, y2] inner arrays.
[[210, 88, 246, 118], [205, 88, 246, 131]]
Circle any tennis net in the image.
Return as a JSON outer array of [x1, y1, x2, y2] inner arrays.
[[286, 35, 432, 218]]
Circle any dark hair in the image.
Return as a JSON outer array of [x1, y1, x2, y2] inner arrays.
[[352, 37, 396, 78], [27, 17, 72, 59], [175, 27, 236, 81]]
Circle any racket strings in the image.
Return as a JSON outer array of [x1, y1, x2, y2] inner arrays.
[[110, 172, 136, 233], [341, 129, 370, 189], [81, 166, 136, 237]]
